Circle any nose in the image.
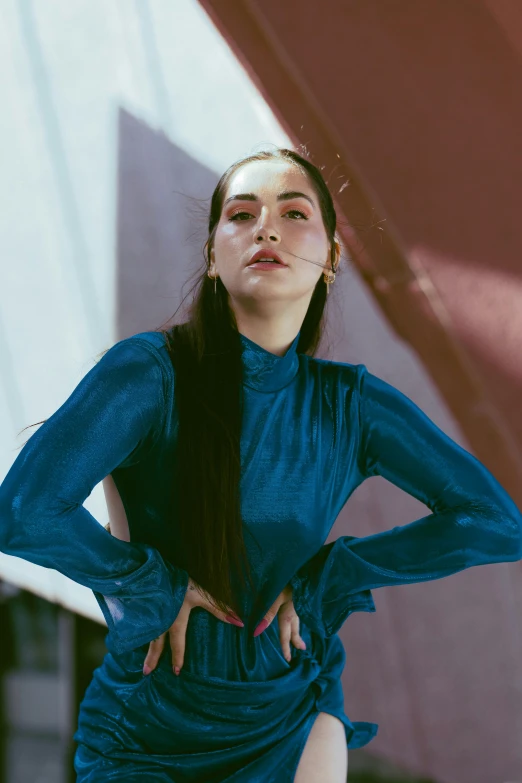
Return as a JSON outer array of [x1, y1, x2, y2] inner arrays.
[[255, 225, 280, 244], [254, 208, 280, 243], [256, 232, 278, 242]]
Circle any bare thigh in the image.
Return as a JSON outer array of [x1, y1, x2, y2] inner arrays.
[[293, 711, 348, 783]]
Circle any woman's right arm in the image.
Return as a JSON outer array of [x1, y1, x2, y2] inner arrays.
[[0, 338, 189, 654]]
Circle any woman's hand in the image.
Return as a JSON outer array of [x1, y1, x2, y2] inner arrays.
[[253, 584, 306, 662], [103, 512, 242, 676], [142, 577, 244, 676]]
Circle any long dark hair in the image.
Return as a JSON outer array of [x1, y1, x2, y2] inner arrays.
[[18, 146, 341, 622]]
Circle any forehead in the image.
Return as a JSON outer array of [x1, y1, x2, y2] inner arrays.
[[225, 159, 311, 197]]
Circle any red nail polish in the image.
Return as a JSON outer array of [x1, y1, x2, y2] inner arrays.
[[226, 615, 244, 627], [253, 619, 269, 637]]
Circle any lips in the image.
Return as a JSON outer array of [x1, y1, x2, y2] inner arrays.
[[247, 249, 287, 266]]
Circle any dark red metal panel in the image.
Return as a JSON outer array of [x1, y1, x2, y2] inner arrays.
[[196, 2, 522, 780], [198, 0, 522, 504]]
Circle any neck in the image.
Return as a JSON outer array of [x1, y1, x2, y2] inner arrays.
[[229, 293, 311, 357]]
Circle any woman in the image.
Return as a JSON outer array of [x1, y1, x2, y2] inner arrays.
[[0, 147, 520, 783]]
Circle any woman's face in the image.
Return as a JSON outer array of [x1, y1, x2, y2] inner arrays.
[[212, 159, 339, 315]]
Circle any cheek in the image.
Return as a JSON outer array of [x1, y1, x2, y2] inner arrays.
[[293, 225, 325, 249], [215, 223, 245, 249], [219, 221, 235, 236], [296, 232, 329, 265]]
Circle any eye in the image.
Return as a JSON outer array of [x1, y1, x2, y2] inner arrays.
[[228, 209, 308, 221]]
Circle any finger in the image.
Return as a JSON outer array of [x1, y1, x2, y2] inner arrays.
[[279, 612, 294, 662], [253, 598, 281, 637], [290, 614, 307, 651], [169, 603, 190, 675], [204, 598, 244, 628], [253, 610, 276, 637], [188, 581, 244, 628], [143, 633, 166, 675]]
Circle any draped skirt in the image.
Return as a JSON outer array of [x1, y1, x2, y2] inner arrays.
[[73, 619, 378, 782]]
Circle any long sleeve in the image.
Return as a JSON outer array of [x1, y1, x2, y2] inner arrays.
[[0, 338, 188, 654], [290, 365, 522, 637]]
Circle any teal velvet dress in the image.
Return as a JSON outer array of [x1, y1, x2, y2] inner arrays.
[[0, 329, 520, 782]]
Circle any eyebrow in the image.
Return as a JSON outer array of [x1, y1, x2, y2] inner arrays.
[[223, 190, 315, 208]]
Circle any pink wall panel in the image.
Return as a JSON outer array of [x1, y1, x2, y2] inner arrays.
[[197, 2, 522, 781]]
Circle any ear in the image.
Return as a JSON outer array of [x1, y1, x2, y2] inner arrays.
[[332, 236, 342, 269]]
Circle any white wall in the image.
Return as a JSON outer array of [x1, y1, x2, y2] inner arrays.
[[0, 0, 293, 622]]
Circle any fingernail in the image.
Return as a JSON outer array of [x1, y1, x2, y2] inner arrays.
[[173, 666, 180, 676], [253, 619, 269, 637], [300, 642, 307, 649], [143, 664, 152, 675], [226, 615, 244, 627]]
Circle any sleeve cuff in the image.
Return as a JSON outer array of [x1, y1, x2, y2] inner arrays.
[[92, 543, 189, 654], [290, 536, 376, 637]]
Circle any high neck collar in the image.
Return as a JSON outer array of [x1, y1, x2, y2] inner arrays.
[[239, 331, 301, 392]]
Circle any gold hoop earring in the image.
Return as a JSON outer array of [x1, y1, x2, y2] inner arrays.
[[323, 261, 337, 296]]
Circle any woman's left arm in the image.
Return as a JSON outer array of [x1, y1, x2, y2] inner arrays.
[[290, 365, 522, 637]]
